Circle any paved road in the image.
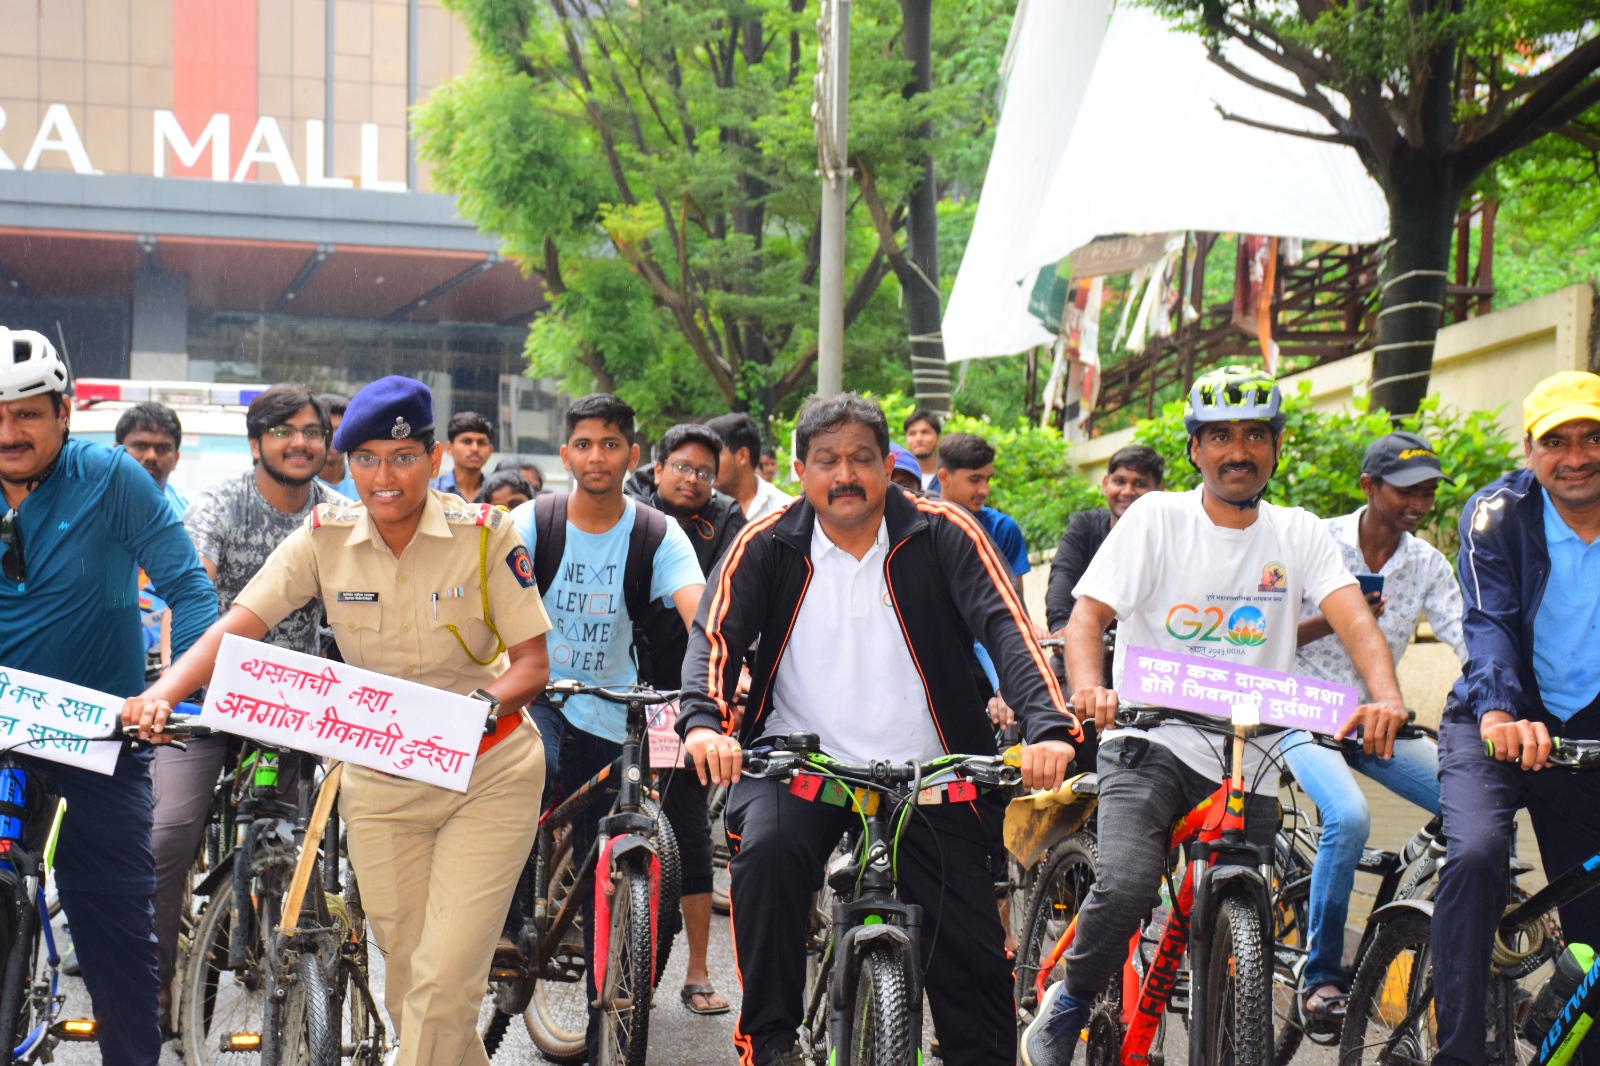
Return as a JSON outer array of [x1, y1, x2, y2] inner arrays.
[[44, 774, 1544, 1064]]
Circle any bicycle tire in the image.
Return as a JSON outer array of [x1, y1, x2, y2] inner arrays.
[[1015, 832, 1098, 1025], [642, 796, 681, 986], [1271, 829, 1315, 1066], [1204, 893, 1272, 1066], [594, 858, 655, 1066], [182, 886, 275, 1065], [842, 943, 916, 1066], [0, 888, 44, 1062], [524, 830, 586, 1063], [1339, 909, 1441, 1066], [295, 949, 340, 1066], [481, 1006, 513, 1056]]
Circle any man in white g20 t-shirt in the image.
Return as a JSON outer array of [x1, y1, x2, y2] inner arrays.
[[1021, 366, 1408, 1066]]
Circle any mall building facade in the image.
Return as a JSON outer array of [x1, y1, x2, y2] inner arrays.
[[0, 0, 565, 454]]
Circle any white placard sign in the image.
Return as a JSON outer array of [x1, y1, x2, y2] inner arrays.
[[0, 668, 124, 775], [202, 634, 483, 792]]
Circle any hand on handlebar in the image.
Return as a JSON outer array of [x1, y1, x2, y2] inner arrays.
[[685, 726, 745, 787], [1071, 685, 1119, 734], [1020, 739, 1074, 792], [987, 695, 1015, 728], [1334, 697, 1408, 758], [1480, 710, 1552, 771], [120, 695, 178, 743]]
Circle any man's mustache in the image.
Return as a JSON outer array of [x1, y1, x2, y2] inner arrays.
[[828, 485, 867, 502], [1220, 462, 1258, 477]]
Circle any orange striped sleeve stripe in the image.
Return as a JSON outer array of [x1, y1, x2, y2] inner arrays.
[[704, 509, 787, 730], [913, 497, 1075, 723]]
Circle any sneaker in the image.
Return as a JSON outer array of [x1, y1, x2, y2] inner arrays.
[[1020, 981, 1089, 1066]]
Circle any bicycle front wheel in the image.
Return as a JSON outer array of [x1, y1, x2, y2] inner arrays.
[[594, 858, 655, 1066], [182, 889, 273, 1065], [1204, 893, 1272, 1066], [1339, 909, 1439, 1066], [1015, 832, 1097, 1026], [843, 943, 916, 1066], [294, 949, 341, 1066]]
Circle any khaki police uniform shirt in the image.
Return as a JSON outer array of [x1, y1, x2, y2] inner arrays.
[[235, 490, 552, 694]]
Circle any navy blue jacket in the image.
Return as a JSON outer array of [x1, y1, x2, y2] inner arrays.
[[1446, 467, 1567, 725], [0, 440, 217, 698]]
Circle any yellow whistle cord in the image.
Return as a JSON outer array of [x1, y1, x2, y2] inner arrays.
[[446, 524, 508, 666]]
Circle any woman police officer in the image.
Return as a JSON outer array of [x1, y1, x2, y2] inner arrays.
[[121, 376, 551, 1066]]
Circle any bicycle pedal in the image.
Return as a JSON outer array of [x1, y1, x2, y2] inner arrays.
[[53, 1018, 97, 1042]]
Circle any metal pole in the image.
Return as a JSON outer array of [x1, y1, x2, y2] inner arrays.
[[816, 0, 850, 397]]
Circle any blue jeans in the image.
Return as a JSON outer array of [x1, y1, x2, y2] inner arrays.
[[1278, 731, 1440, 989]]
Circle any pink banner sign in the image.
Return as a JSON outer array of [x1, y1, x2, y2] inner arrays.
[[203, 634, 482, 791], [647, 700, 683, 771], [1121, 646, 1358, 736]]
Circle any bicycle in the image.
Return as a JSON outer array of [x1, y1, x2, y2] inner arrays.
[[1007, 771, 1100, 1030], [481, 680, 682, 1066], [1269, 721, 1445, 1064], [1338, 737, 1600, 1066], [180, 736, 383, 1065], [1027, 710, 1280, 1066], [726, 731, 1022, 1066]]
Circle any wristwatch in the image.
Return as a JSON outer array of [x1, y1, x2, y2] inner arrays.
[[470, 688, 502, 735]]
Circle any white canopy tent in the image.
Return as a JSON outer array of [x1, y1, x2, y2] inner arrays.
[[942, 3, 1390, 365]]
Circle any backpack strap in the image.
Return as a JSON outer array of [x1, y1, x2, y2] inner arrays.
[[532, 492, 568, 596], [623, 502, 669, 685]]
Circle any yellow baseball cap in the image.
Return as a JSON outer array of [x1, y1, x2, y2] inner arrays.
[[1524, 371, 1600, 439]]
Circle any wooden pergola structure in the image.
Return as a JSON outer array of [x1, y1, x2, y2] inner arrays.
[[1070, 203, 1496, 427]]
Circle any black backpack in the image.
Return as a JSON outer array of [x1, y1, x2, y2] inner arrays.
[[530, 492, 669, 685]]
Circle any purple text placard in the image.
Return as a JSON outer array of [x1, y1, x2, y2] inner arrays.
[[1121, 646, 1358, 736]]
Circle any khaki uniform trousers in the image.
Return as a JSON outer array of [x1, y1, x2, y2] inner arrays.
[[340, 715, 544, 1066]]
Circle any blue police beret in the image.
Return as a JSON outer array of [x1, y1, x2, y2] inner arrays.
[[333, 375, 434, 452]]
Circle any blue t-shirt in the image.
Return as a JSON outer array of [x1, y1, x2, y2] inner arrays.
[[511, 497, 704, 741], [1534, 496, 1600, 720], [977, 506, 1031, 577], [318, 474, 357, 501], [0, 440, 216, 699]]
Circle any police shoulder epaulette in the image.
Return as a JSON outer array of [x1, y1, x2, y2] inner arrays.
[[443, 503, 504, 529], [310, 503, 362, 530]]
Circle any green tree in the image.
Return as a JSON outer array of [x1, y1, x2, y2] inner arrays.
[[1146, 0, 1600, 416], [416, 0, 1012, 435]]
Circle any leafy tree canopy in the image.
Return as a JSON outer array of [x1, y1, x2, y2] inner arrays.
[[417, 0, 1015, 438]]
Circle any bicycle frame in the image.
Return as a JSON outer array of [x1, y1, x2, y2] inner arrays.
[[528, 692, 664, 983], [805, 798, 927, 1066], [1032, 726, 1273, 1066], [1500, 851, 1600, 1064]]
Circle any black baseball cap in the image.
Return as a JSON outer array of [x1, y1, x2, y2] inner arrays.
[[1362, 432, 1453, 488]]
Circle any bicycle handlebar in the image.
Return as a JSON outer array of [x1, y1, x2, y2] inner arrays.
[[544, 679, 681, 706], [689, 733, 1021, 793], [1484, 736, 1600, 768]]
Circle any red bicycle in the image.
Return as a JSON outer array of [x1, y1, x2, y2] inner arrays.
[[1030, 711, 1276, 1066]]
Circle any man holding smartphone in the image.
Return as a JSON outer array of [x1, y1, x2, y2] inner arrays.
[[1279, 431, 1468, 1035]]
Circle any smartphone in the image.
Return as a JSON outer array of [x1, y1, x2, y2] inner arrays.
[[1357, 573, 1385, 597]]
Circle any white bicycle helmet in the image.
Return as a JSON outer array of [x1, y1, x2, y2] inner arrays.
[[0, 329, 70, 402]]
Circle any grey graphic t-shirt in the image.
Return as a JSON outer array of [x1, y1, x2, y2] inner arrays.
[[184, 472, 352, 656]]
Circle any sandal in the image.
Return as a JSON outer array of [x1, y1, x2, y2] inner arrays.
[[1300, 982, 1348, 1037], [681, 983, 732, 1016]]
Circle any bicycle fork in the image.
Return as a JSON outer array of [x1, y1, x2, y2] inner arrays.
[[824, 834, 924, 1066]]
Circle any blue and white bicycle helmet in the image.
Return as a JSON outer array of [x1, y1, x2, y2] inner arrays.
[[1183, 365, 1285, 435], [0, 329, 69, 402]]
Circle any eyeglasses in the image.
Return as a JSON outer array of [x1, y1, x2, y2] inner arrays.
[[348, 452, 427, 472], [267, 425, 327, 442], [1, 510, 22, 584], [667, 461, 716, 484]]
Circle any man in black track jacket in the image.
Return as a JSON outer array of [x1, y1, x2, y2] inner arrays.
[[678, 393, 1081, 1066]]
